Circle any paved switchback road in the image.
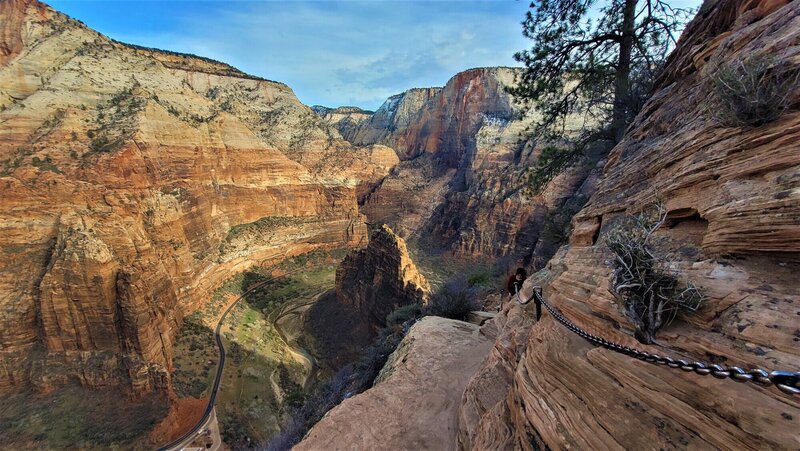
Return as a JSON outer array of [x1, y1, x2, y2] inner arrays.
[[158, 276, 283, 451]]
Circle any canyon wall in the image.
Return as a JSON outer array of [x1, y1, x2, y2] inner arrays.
[[296, 0, 800, 449], [335, 224, 429, 329], [318, 88, 442, 148], [0, 0, 393, 394], [322, 68, 596, 265], [459, 0, 800, 448]]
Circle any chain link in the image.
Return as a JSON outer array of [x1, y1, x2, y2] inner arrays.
[[527, 288, 800, 397]]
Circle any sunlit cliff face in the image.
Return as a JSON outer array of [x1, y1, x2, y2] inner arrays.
[[0, 0, 399, 395]]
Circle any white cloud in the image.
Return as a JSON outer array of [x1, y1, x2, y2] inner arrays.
[[115, 1, 530, 109]]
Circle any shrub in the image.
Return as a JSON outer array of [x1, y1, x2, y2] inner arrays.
[[351, 328, 404, 389], [605, 201, 705, 344], [423, 278, 479, 321], [89, 136, 123, 154], [227, 341, 245, 365], [712, 55, 799, 127], [526, 145, 583, 194], [30, 155, 62, 174], [466, 272, 490, 287], [277, 365, 305, 409], [385, 303, 422, 327]]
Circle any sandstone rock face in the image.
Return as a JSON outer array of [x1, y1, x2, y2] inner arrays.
[[296, 316, 492, 451], [335, 225, 429, 329], [318, 88, 442, 147], [0, 0, 392, 394], [338, 68, 595, 263], [459, 0, 800, 449], [312, 105, 373, 144]]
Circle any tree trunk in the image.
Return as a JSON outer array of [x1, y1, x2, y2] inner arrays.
[[611, 0, 637, 143]]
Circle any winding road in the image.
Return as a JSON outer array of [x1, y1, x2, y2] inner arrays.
[[269, 292, 326, 390], [157, 276, 281, 451]]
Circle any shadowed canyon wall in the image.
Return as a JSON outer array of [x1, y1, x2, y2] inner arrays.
[[320, 67, 598, 265], [297, 0, 800, 449], [335, 225, 429, 330]]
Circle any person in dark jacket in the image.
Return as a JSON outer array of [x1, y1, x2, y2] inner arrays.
[[505, 267, 542, 320], [507, 267, 527, 297]]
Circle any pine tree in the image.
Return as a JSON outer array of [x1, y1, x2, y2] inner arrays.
[[511, 0, 693, 192]]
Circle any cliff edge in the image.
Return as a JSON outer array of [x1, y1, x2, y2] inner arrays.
[[296, 316, 491, 451]]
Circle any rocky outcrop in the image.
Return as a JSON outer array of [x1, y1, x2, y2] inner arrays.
[[344, 68, 595, 264], [459, 0, 800, 449], [296, 316, 492, 451], [312, 105, 373, 143], [335, 225, 429, 329], [0, 0, 391, 394], [318, 88, 441, 147]]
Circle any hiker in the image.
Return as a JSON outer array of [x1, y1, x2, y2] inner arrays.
[[505, 267, 542, 320], [499, 267, 526, 312], [507, 267, 527, 298]]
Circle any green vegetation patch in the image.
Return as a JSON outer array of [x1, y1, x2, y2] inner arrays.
[[219, 216, 312, 257], [224, 216, 309, 243], [31, 155, 62, 174], [83, 85, 146, 159], [171, 311, 217, 399], [172, 249, 346, 448], [0, 147, 33, 176], [0, 385, 168, 450]]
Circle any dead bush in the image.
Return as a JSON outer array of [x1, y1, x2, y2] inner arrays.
[[605, 201, 705, 344], [712, 55, 799, 127], [423, 278, 480, 321]]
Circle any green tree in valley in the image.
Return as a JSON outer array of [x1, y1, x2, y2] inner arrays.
[[511, 0, 693, 191]]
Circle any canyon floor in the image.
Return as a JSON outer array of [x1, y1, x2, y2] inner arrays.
[[166, 250, 352, 447], [0, 235, 509, 450]]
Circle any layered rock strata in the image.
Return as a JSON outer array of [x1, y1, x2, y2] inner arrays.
[[459, 0, 800, 448], [0, 0, 391, 394], [318, 88, 441, 147], [335, 225, 430, 329], [325, 68, 595, 264], [297, 0, 800, 449]]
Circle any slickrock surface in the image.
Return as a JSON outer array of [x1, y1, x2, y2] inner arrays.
[[296, 316, 492, 451], [0, 0, 392, 395], [335, 225, 429, 329], [459, 0, 800, 449]]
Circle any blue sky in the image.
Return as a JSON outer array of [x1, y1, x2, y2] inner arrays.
[[48, 0, 534, 110]]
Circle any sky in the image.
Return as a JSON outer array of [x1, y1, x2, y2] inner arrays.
[[48, 0, 534, 110]]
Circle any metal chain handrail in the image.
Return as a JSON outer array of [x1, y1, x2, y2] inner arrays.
[[526, 288, 800, 396]]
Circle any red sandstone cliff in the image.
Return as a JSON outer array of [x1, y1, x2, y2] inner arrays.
[[0, 0, 393, 395], [459, 0, 800, 448], [297, 0, 799, 449], [328, 68, 596, 264], [318, 88, 442, 148], [335, 224, 429, 329]]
